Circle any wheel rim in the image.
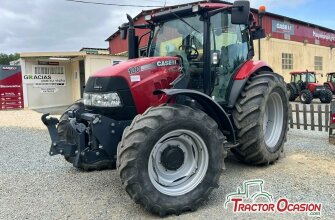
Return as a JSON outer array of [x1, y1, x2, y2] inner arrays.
[[148, 129, 209, 196], [301, 93, 306, 102], [263, 92, 284, 149]]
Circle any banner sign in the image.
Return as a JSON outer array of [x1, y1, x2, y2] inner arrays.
[[23, 65, 66, 87], [0, 65, 24, 110], [272, 20, 295, 35]]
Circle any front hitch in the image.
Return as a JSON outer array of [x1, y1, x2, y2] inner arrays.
[[41, 113, 78, 163]]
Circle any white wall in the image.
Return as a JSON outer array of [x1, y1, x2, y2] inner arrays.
[[84, 55, 127, 82], [21, 55, 127, 109], [22, 59, 73, 109]]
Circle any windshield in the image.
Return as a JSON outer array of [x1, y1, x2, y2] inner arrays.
[[148, 15, 203, 59], [301, 73, 316, 83]]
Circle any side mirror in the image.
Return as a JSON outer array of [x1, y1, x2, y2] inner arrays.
[[231, 0, 250, 25], [119, 23, 128, 40], [251, 27, 266, 40]]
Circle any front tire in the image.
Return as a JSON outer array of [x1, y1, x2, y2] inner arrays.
[[320, 89, 333, 103], [299, 90, 313, 104], [117, 105, 226, 216], [231, 71, 289, 165]]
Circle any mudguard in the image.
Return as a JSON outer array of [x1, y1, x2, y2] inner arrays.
[[228, 60, 273, 108], [324, 82, 335, 92], [154, 89, 237, 144]]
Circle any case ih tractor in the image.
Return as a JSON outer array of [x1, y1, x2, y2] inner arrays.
[[287, 71, 332, 104], [324, 72, 335, 94], [42, 1, 288, 216]]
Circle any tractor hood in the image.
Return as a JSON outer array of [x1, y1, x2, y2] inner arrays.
[[88, 56, 182, 113], [93, 56, 181, 79], [308, 83, 325, 92]]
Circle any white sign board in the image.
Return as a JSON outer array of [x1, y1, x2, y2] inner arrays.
[[23, 65, 66, 87], [40, 87, 59, 94]]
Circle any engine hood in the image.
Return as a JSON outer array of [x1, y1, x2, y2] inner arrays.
[[89, 56, 182, 114]]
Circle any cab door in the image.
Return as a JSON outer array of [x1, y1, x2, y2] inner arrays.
[[209, 11, 249, 104]]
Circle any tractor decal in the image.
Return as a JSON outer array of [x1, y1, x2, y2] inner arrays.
[[224, 179, 322, 216], [224, 179, 273, 208]]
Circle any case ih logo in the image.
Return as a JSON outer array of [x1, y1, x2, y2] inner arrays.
[[224, 179, 322, 217], [2, 66, 17, 70]]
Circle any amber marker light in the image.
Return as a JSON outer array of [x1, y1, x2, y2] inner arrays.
[[259, 5, 266, 13]]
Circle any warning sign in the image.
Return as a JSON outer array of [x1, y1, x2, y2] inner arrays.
[[0, 65, 24, 110], [23, 65, 66, 87]]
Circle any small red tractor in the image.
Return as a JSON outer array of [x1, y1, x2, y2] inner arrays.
[[42, 1, 288, 216], [324, 72, 335, 94], [287, 71, 332, 104]]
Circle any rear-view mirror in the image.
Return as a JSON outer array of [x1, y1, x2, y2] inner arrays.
[[119, 23, 128, 40], [251, 28, 266, 40], [231, 1, 250, 25]]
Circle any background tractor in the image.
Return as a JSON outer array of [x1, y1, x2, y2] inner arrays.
[[287, 71, 332, 104], [324, 72, 335, 94], [42, 1, 288, 216]]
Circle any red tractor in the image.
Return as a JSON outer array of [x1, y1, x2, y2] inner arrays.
[[324, 72, 335, 93], [42, 1, 288, 216], [287, 71, 332, 104]]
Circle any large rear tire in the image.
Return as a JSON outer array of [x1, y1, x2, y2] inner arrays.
[[117, 105, 226, 216], [287, 84, 297, 101], [57, 101, 115, 170], [231, 71, 289, 165], [320, 89, 333, 103]]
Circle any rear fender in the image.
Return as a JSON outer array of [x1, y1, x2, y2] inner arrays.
[[228, 60, 273, 108], [324, 82, 334, 91], [154, 89, 237, 143]]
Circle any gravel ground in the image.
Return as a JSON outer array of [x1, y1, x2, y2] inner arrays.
[[0, 109, 335, 220]]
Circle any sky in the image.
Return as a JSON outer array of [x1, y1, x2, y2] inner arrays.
[[0, 0, 334, 54]]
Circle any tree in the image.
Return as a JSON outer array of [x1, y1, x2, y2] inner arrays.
[[0, 53, 20, 65]]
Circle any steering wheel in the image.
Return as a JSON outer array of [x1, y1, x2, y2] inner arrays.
[[297, 80, 304, 87], [178, 45, 199, 60]]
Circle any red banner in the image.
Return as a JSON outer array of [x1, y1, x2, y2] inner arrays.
[[0, 65, 24, 110]]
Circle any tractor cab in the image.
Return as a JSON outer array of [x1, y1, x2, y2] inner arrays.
[[327, 72, 335, 83], [146, 9, 250, 102], [324, 72, 335, 94], [289, 71, 317, 92]]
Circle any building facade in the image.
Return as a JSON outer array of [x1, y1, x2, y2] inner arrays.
[[106, 1, 335, 83], [20, 50, 126, 109]]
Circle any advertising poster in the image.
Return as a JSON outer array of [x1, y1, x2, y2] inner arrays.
[[0, 65, 24, 110]]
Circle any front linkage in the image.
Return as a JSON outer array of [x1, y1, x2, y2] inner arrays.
[[41, 110, 130, 169]]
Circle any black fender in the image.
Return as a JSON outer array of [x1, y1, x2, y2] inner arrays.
[[286, 83, 298, 95], [154, 89, 237, 144], [227, 66, 273, 108]]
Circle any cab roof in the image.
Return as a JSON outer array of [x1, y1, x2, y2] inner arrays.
[[290, 71, 316, 75]]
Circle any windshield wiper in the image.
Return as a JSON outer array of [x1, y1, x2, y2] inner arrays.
[[169, 10, 200, 33]]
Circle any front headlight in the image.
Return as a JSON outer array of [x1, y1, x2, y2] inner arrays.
[[83, 92, 122, 107]]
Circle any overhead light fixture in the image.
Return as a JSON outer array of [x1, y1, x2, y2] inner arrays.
[[49, 57, 70, 61]]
